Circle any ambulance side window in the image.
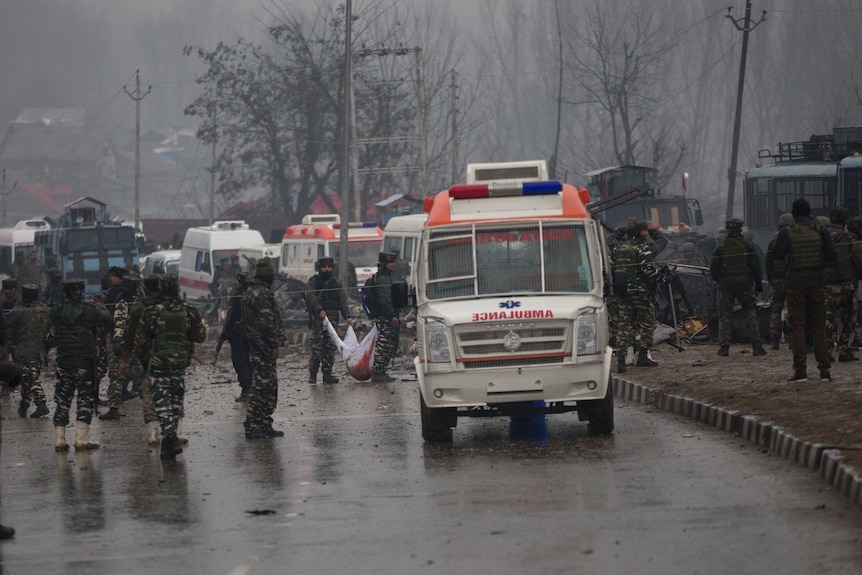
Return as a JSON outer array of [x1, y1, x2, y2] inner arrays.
[[195, 250, 211, 274]]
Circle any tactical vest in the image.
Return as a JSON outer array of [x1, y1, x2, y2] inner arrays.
[[52, 304, 98, 363], [613, 241, 642, 292], [150, 303, 190, 369], [824, 230, 853, 284], [720, 235, 749, 276], [788, 221, 824, 271]]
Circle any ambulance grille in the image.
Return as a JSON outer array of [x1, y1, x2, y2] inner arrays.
[[453, 320, 571, 369]]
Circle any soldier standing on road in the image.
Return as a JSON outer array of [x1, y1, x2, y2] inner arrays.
[[128, 276, 206, 460], [50, 279, 112, 451], [1, 278, 21, 311], [772, 198, 837, 382], [6, 284, 50, 418], [765, 214, 794, 349], [709, 218, 767, 358], [100, 275, 142, 422], [304, 257, 353, 384], [218, 273, 253, 402], [611, 221, 661, 373], [19, 251, 42, 289], [823, 207, 862, 362], [42, 268, 63, 307], [371, 252, 400, 383], [242, 258, 285, 439]]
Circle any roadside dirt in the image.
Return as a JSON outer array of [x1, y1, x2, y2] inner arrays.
[[622, 340, 862, 470]]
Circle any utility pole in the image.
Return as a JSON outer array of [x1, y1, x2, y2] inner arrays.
[[123, 70, 151, 232], [1, 169, 18, 227], [338, 0, 352, 287], [210, 136, 216, 225], [414, 48, 427, 198], [725, 1, 766, 220], [450, 69, 459, 183]]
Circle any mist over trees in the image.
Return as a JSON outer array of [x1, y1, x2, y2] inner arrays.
[[2, 0, 862, 229]]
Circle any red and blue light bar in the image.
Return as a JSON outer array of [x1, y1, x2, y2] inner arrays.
[[449, 180, 563, 200], [333, 221, 378, 229]]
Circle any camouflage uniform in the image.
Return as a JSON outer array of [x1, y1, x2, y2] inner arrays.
[[709, 218, 765, 356], [123, 289, 156, 426], [101, 276, 143, 420], [1, 278, 22, 311], [824, 209, 862, 361], [50, 280, 112, 451], [218, 274, 252, 400], [612, 224, 660, 371], [372, 253, 400, 382], [132, 279, 206, 459], [5, 286, 50, 417], [242, 258, 285, 438], [765, 214, 793, 348], [304, 257, 351, 384]]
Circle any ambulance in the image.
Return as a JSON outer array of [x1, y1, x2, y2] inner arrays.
[[236, 243, 282, 273], [0, 218, 51, 280], [413, 160, 614, 442], [280, 214, 383, 285], [382, 213, 426, 288], [178, 220, 265, 300]]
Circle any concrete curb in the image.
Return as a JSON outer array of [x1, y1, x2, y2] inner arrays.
[[612, 375, 862, 507]]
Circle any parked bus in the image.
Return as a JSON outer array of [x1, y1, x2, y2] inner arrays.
[[0, 218, 51, 281]]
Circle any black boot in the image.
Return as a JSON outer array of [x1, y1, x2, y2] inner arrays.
[[752, 343, 767, 357], [17, 400, 28, 418], [308, 372, 317, 384], [322, 372, 339, 384], [770, 333, 780, 350], [160, 434, 183, 460], [30, 402, 49, 418], [636, 348, 658, 367], [99, 407, 121, 421], [717, 345, 729, 357], [616, 353, 626, 373], [0, 524, 15, 540]]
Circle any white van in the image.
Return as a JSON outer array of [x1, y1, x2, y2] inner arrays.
[[178, 221, 265, 300], [382, 213, 426, 288], [236, 243, 281, 274], [0, 219, 52, 280], [141, 249, 182, 278]]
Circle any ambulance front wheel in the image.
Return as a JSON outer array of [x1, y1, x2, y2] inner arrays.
[[420, 394, 456, 443]]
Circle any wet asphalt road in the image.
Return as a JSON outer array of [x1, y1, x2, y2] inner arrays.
[[2, 350, 862, 575]]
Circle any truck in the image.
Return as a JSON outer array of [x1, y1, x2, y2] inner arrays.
[[279, 214, 383, 287], [413, 160, 614, 442], [33, 197, 139, 293]]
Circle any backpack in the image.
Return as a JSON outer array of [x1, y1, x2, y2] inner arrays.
[[150, 303, 191, 369], [361, 275, 380, 319], [719, 235, 750, 277]]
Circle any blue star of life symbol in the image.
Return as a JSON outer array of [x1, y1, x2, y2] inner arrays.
[[499, 300, 521, 309]]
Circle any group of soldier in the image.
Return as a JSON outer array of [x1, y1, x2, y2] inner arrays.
[[609, 197, 860, 383]]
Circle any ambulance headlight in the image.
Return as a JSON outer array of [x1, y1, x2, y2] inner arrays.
[[425, 320, 452, 363], [577, 313, 598, 356]]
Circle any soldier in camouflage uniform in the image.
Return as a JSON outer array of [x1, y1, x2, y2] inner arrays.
[[119, 274, 163, 445], [371, 252, 400, 382], [242, 257, 285, 439], [50, 279, 112, 451], [304, 257, 352, 384], [218, 273, 253, 402], [824, 207, 862, 362], [709, 218, 767, 357], [6, 284, 50, 418], [41, 268, 63, 307], [100, 275, 143, 421], [129, 276, 206, 460], [765, 214, 794, 349], [612, 221, 661, 372]]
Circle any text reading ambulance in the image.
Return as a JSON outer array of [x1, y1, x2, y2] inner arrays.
[[280, 214, 383, 285], [414, 160, 613, 442]]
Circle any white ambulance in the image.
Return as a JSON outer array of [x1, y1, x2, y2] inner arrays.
[[178, 220, 265, 300], [236, 243, 282, 273], [0, 218, 52, 281], [280, 214, 383, 285], [382, 213, 426, 289], [413, 160, 614, 442]]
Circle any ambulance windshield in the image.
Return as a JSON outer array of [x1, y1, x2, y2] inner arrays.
[[425, 223, 594, 300]]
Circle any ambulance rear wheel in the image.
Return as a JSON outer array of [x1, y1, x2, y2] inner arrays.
[[420, 394, 455, 443]]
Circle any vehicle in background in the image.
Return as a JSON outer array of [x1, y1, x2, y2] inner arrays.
[[585, 165, 702, 241], [178, 220, 265, 301], [0, 218, 52, 281], [141, 249, 182, 278], [744, 127, 862, 251], [34, 197, 138, 293], [236, 243, 281, 274], [414, 160, 613, 442], [280, 213, 383, 287], [381, 213, 426, 288]]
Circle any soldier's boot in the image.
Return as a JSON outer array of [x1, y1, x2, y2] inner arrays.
[[17, 399, 29, 418], [752, 343, 767, 357], [770, 333, 780, 350], [30, 402, 49, 418], [176, 417, 189, 445], [99, 407, 121, 421], [616, 352, 627, 373], [54, 426, 69, 452], [307, 372, 317, 384], [717, 345, 730, 357], [74, 421, 100, 450], [322, 371, 339, 384], [636, 348, 658, 367], [147, 421, 161, 446], [160, 434, 183, 460]]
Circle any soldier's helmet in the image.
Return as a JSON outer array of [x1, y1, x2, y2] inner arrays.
[[830, 206, 848, 225], [62, 279, 86, 295], [254, 257, 275, 282], [725, 217, 744, 229], [143, 274, 162, 295], [378, 252, 397, 265], [778, 213, 794, 227], [2, 278, 17, 291], [21, 283, 40, 304]]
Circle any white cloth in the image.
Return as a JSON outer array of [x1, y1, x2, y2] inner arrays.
[[323, 317, 377, 381]]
